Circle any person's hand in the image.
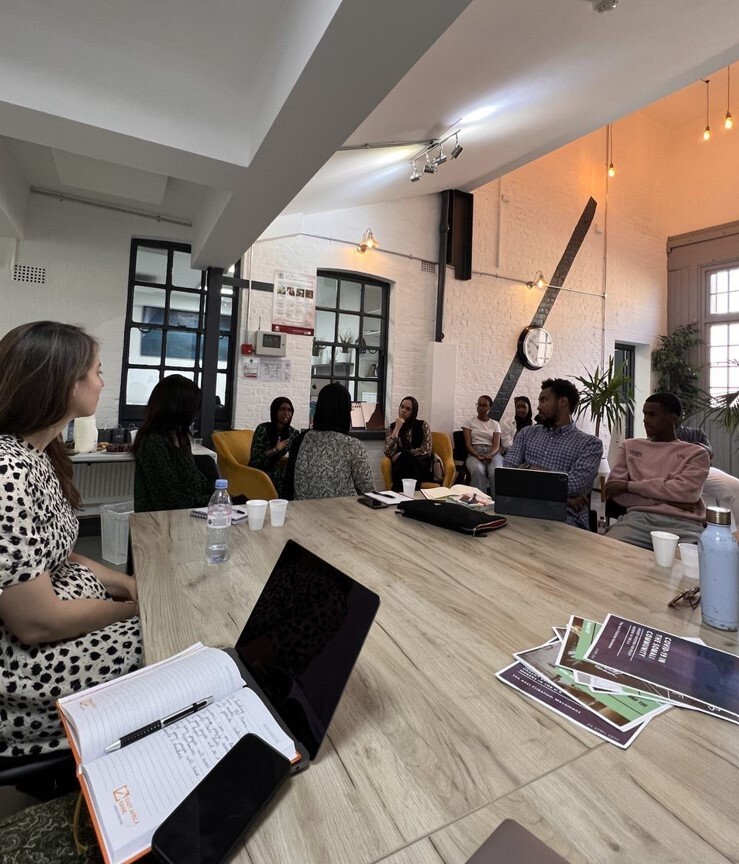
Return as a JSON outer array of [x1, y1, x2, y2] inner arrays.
[[567, 495, 589, 511], [106, 573, 137, 602], [605, 479, 629, 498], [391, 453, 400, 463], [275, 439, 289, 453]]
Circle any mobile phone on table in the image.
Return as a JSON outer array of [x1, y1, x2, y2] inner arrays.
[[151, 734, 291, 864], [357, 496, 389, 509]]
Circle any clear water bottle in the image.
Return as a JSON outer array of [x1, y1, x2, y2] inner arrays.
[[698, 506, 739, 631], [205, 479, 232, 564]]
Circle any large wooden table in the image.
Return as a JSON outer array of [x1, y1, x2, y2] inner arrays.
[[131, 500, 739, 864]]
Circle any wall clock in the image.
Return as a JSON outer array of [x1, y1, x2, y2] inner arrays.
[[517, 325, 553, 370]]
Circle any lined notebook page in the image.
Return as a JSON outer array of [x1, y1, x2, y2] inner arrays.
[[82, 688, 296, 864], [61, 646, 244, 764]]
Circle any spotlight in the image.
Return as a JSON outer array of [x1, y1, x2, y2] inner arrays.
[[410, 161, 421, 182], [433, 145, 447, 166], [450, 133, 463, 159], [423, 155, 438, 174], [357, 228, 379, 253]]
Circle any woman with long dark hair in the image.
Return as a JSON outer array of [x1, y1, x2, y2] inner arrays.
[[500, 395, 534, 453], [285, 383, 374, 500], [249, 396, 300, 496], [462, 394, 502, 495], [132, 375, 214, 512], [384, 396, 433, 491], [0, 321, 140, 761]]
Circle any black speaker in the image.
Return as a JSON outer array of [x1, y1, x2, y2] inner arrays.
[[445, 189, 473, 280]]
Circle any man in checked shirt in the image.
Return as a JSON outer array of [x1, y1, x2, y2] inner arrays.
[[503, 379, 603, 529]]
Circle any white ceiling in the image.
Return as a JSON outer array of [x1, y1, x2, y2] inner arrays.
[[1, 0, 738, 266]]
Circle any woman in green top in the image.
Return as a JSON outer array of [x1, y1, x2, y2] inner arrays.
[[132, 375, 214, 512], [249, 396, 300, 496]]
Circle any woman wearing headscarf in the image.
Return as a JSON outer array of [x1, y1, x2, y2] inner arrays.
[[384, 396, 433, 491], [500, 395, 534, 453], [249, 396, 300, 496], [285, 383, 374, 500]]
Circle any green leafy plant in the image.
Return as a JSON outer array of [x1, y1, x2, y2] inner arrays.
[[338, 328, 356, 350], [573, 356, 635, 438], [704, 366, 739, 452], [651, 323, 707, 418]]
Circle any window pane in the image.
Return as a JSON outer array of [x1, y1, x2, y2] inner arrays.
[[130, 326, 162, 365], [316, 310, 336, 341], [317, 275, 337, 307], [170, 291, 202, 328], [216, 373, 227, 408], [715, 293, 729, 315], [219, 296, 233, 331], [362, 315, 382, 348], [357, 382, 378, 402], [165, 331, 197, 365], [217, 335, 230, 366], [172, 250, 203, 289], [730, 322, 739, 344], [711, 324, 728, 346], [334, 346, 356, 372], [164, 369, 195, 383], [135, 247, 168, 284], [337, 313, 360, 345], [132, 285, 166, 324], [364, 284, 383, 315], [358, 355, 378, 378], [126, 368, 160, 405], [339, 279, 361, 312]]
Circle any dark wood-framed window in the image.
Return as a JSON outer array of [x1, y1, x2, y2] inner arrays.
[[614, 342, 635, 439], [119, 240, 239, 429], [311, 272, 389, 421]]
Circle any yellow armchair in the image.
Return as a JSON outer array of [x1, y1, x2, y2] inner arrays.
[[380, 431, 456, 491], [211, 430, 277, 500]]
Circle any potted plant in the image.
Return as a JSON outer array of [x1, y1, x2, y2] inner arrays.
[[704, 366, 739, 457], [573, 356, 634, 438], [651, 323, 707, 419], [337, 328, 355, 362]]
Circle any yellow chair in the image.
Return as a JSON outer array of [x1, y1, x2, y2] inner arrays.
[[380, 431, 456, 491], [211, 430, 278, 500]]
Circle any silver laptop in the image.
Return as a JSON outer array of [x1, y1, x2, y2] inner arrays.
[[493, 467, 568, 522]]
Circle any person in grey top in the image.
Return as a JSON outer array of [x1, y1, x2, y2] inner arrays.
[[286, 383, 375, 500]]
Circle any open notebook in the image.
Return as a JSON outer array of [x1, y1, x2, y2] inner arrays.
[[58, 539, 380, 864]]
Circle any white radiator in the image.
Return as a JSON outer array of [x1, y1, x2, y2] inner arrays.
[[73, 461, 135, 509]]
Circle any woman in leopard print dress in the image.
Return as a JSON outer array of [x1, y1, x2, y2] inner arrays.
[[0, 321, 140, 759]]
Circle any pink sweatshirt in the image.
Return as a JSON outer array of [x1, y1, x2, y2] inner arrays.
[[609, 439, 710, 524]]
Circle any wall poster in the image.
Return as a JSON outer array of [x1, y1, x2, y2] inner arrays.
[[272, 270, 316, 336]]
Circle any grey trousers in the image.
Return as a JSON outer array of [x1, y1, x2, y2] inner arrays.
[[605, 510, 704, 550]]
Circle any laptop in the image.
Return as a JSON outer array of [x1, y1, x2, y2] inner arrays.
[[493, 467, 568, 522], [226, 538, 380, 771]]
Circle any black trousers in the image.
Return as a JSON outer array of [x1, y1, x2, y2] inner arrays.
[[390, 452, 433, 491]]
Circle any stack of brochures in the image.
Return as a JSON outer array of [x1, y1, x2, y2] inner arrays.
[[497, 614, 739, 748]]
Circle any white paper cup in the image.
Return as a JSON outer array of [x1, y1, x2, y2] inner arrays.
[[678, 542, 700, 579], [269, 498, 288, 527], [402, 478, 417, 498], [246, 499, 268, 530], [650, 531, 679, 567]]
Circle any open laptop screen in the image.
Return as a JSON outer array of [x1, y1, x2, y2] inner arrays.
[[234, 540, 380, 761]]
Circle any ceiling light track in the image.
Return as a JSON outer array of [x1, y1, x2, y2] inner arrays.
[[407, 129, 463, 183]]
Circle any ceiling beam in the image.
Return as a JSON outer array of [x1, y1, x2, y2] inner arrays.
[[191, 0, 474, 269], [0, 138, 29, 238]]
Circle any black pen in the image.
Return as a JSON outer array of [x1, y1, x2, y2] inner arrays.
[[104, 697, 213, 753]]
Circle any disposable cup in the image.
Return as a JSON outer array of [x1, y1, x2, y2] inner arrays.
[[678, 542, 700, 579], [402, 478, 417, 498], [650, 530, 679, 567], [269, 498, 288, 527], [246, 499, 268, 531]]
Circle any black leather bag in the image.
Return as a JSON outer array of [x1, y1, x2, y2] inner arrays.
[[396, 500, 507, 536]]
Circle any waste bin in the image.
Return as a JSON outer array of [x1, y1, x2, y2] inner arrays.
[[100, 500, 134, 565]]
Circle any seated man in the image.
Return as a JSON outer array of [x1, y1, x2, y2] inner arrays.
[[503, 378, 603, 529], [605, 393, 710, 548], [676, 422, 739, 529]]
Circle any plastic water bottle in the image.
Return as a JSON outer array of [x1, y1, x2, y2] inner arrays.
[[698, 506, 739, 631], [205, 479, 232, 564]]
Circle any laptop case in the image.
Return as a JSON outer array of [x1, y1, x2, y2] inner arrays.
[[396, 499, 507, 535]]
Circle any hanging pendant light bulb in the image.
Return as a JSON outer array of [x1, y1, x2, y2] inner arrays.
[[703, 79, 711, 141], [725, 65, 733, 130], [606, 124, 615, 178]]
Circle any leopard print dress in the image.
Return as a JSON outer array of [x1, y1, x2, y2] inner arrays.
[[0, 435, 141, 757]]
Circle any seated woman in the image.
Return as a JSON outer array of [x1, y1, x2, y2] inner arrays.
[[132, 375, 214, 512], [0, 321, 140, 761], [500, 395, 534, 453], [286, 383, 375, 500], [384, 396, 433, 491], [462, 394, 502, 495], [249, 396, 300, 496]]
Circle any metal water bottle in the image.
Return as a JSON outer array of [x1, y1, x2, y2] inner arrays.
[[205, 479, 232, 565], [698, 506, 739, 631]]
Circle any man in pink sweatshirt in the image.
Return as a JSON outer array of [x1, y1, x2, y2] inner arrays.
[[605, 393, 710, 548]]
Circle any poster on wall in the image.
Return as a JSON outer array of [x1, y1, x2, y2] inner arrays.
[[272, 270, 316, 336], [258, 358, 291, 383], [242, 357, 260, 379]]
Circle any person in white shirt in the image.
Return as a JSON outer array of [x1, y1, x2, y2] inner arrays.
[[462, 395, 502, 494], [500, 395, 534, 453]]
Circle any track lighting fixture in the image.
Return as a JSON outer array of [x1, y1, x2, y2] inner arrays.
[[703, 79, 711, 141], [725, 65, 733, 130], [451, 133, 463, 159], [357, 228, 379, 253], [407, 129, 462, 182]]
